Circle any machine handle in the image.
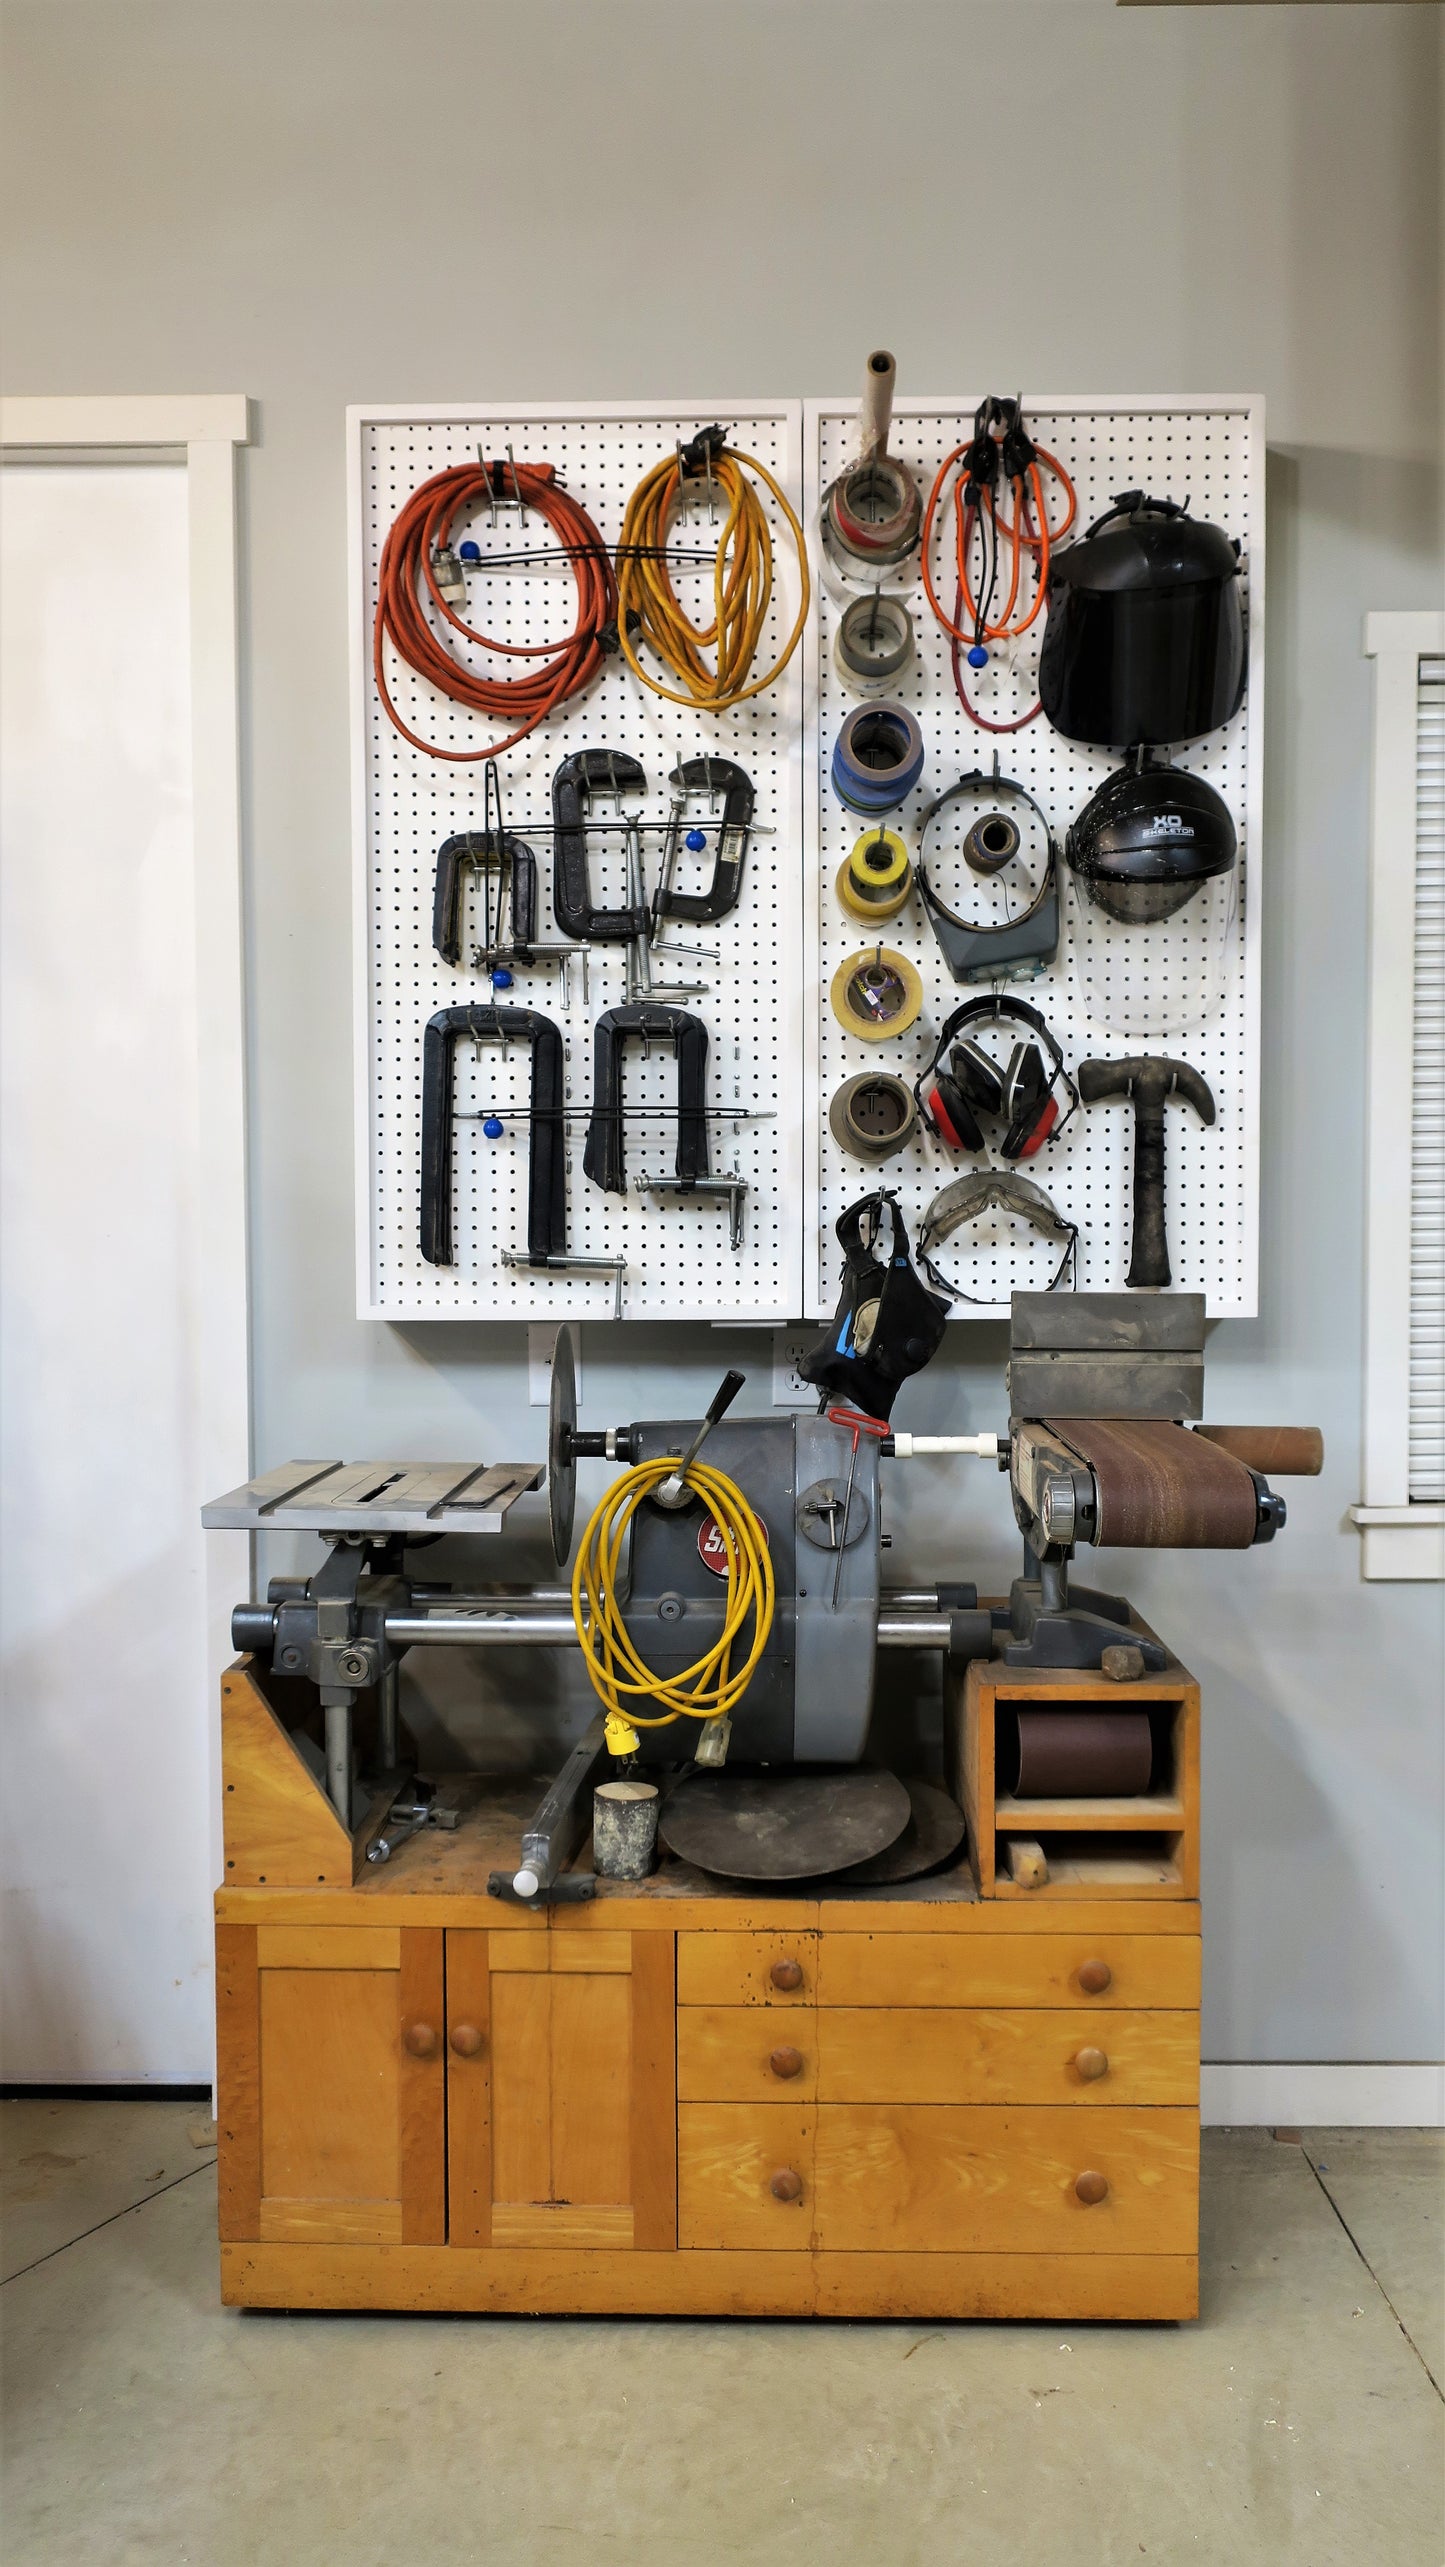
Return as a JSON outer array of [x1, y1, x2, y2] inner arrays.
[[769, 2046, 805, 2081], [770, 2169, 805, 2203], [770, 1957, 805, 1992], [449, 2023, 485, 2058], [1073, 2046, 1109, 2084], [403, 2022, 439, 2058], [1075, 1959, 1112, 1995], [706, 1370, 746, 1428], [1074, 2169, 1110, 2206]]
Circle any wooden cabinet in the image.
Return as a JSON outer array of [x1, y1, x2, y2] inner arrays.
[[445, 1926, 676, 2252], [216, 1921, 444, 2244], [213, 1722, 1203, 2321]]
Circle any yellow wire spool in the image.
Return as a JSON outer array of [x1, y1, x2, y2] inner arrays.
[[836, 826, 912, 921], [615, 442, 811, 711], [571, 1455, 776, 1740], [829, 945, 923, 1041]]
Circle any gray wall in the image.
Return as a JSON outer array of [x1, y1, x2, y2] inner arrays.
[[4, 0, 1442, 2066]]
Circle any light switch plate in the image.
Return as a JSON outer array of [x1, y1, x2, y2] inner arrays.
[[772, 1326, 818, 1409], [528, 1323, 580, 1408]]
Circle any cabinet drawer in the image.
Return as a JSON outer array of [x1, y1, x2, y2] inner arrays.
[[677, 1932, 817, 2007], [678, 2104, 815, 2247], [818, 1933, 1200, 2012], [678, 2008, 819, 2101], [815, 2105, 1197, 2255], [818, 2009, 1198, 2106]]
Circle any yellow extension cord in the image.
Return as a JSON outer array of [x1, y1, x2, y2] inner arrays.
[[615, 445, 811, 711], [570, 1454, 776, 1750]]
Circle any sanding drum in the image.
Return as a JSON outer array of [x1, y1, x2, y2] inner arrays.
[[998, 1707, 1154, 1799], [1047, 1418, 1275, 1548]]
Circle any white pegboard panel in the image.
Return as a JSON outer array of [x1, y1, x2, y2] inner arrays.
[[802, 397, 1264, 1321], [350, 402, 805, 1322]]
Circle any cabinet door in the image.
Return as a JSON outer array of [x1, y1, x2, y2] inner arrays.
[[446, 1928, 676, 2251], [216, 1922, 445, 2245]]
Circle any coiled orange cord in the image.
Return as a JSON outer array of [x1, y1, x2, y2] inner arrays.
[[374, 460, 615, 762]]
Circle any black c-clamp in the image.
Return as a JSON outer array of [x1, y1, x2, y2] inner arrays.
[[551, 749, 649, 944], [654, 757, 755, 926], [420, 1004, 566, 1266], [582, 1004, 710, 1196], [432, 832, 540, 968]]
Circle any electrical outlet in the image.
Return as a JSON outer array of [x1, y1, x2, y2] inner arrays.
[[528, 1323, 580, 1407], [772, 1326, 818, 1409]]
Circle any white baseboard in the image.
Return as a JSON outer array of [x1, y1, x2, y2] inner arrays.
[[1202, 2062, 1445, 2126]]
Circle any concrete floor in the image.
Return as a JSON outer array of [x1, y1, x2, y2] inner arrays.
[[1, 2105, 1440, 2567]]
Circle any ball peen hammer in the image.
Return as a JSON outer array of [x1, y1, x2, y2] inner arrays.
[[1077, 1056, 1216, 1288]]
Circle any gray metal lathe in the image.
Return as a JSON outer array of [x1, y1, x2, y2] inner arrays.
[[203, 1294, 1320, 1899]]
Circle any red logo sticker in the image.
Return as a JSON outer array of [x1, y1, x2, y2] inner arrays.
[[697, 1512, 769, 1578]]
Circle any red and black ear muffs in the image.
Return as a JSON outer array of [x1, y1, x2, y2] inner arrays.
[[915, 997, 1075, 1160]]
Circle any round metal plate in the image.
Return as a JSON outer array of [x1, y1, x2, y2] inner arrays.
[[659, 1765, 910, 1882], [547, 1325, 577, 1568], [826, 1778, 966, 1885]]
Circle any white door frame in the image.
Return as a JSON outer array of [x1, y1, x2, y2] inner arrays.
[[0, 393, 253, 1907]]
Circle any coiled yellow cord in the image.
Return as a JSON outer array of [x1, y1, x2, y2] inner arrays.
[[570, 1455, 775, 1735], [615, 445, 811, 710]]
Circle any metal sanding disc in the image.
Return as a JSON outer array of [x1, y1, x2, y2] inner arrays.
[[659, 1765, 911, 1882], [827, 1778, 966, 1885]]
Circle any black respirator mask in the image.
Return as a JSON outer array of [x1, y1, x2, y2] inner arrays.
[[800, 1193, 949, 1424]]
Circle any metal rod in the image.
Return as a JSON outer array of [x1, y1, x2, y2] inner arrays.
[[323, 1698, 352, 1818], [383, 1606, 956, 1651], [379, 1662, 400, 1768]]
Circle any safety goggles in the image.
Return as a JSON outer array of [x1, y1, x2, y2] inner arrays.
[[917, 1171, 1079, 1303]]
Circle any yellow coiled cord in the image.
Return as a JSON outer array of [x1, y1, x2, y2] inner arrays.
[[570, 1455, 775, 1741], [615, 444, 811, 711]]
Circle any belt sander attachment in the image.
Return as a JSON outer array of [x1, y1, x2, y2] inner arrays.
[[1003, 1292, 1321, 1670]]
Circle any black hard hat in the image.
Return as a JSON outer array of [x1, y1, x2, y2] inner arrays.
[[1066, 760, 1237, 925]]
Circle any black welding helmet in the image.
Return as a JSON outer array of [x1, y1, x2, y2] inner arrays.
[[1066, 757, 1237, 926], [1039, 492, 1246, 750]]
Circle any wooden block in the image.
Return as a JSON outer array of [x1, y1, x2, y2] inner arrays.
[[488, 1938, 551, 1973], [630, 1933, 678, 2251], [258, 2198, 404, 2244], [491, 2205, 635, 2248], [489, 1971, 552, 2205], [810, 2252, 1199, 2324], [817, 2008, 1199, 2107], [259, 1965, 400, 2205], [550, 1933, 633, 1975], [677, 1931, 818, 2007], [678, 2104, 816, 2249], [222, 2243, 821, 2318], [1002, 1838, 1050, 1889], [677, 2007, 819, 2103], [445, 1929, 491, 2248], [255, 1925, 399, 1971], [814, 2105, 1199, 2255], [819, 1931, 1201, 2011], [214, 1923, 260, 2242], [549, 1967, 631, 2209], [399, 1927, 446, 2244], [220, 2242, 1196, 2323], [220, 1665, 354, 1889]]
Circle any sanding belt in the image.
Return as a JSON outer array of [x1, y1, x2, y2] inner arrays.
[[1042, 1418, 1259, 1549]]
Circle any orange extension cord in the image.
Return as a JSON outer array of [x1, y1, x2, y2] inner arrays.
[[373, 460, 615, 762]]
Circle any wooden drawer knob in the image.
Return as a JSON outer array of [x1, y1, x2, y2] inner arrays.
[[770, 2168, 804, 2203], [1075, 2169, 1110, 2206], [402, 2021, 438, 2058], [449, 2022, 484, 2058], [770, 1958, 804, 1992], [769, 2045, 805, 2081], [1073, 2045, 1109, 2083], [1076, 1959, 1112, 1995]]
